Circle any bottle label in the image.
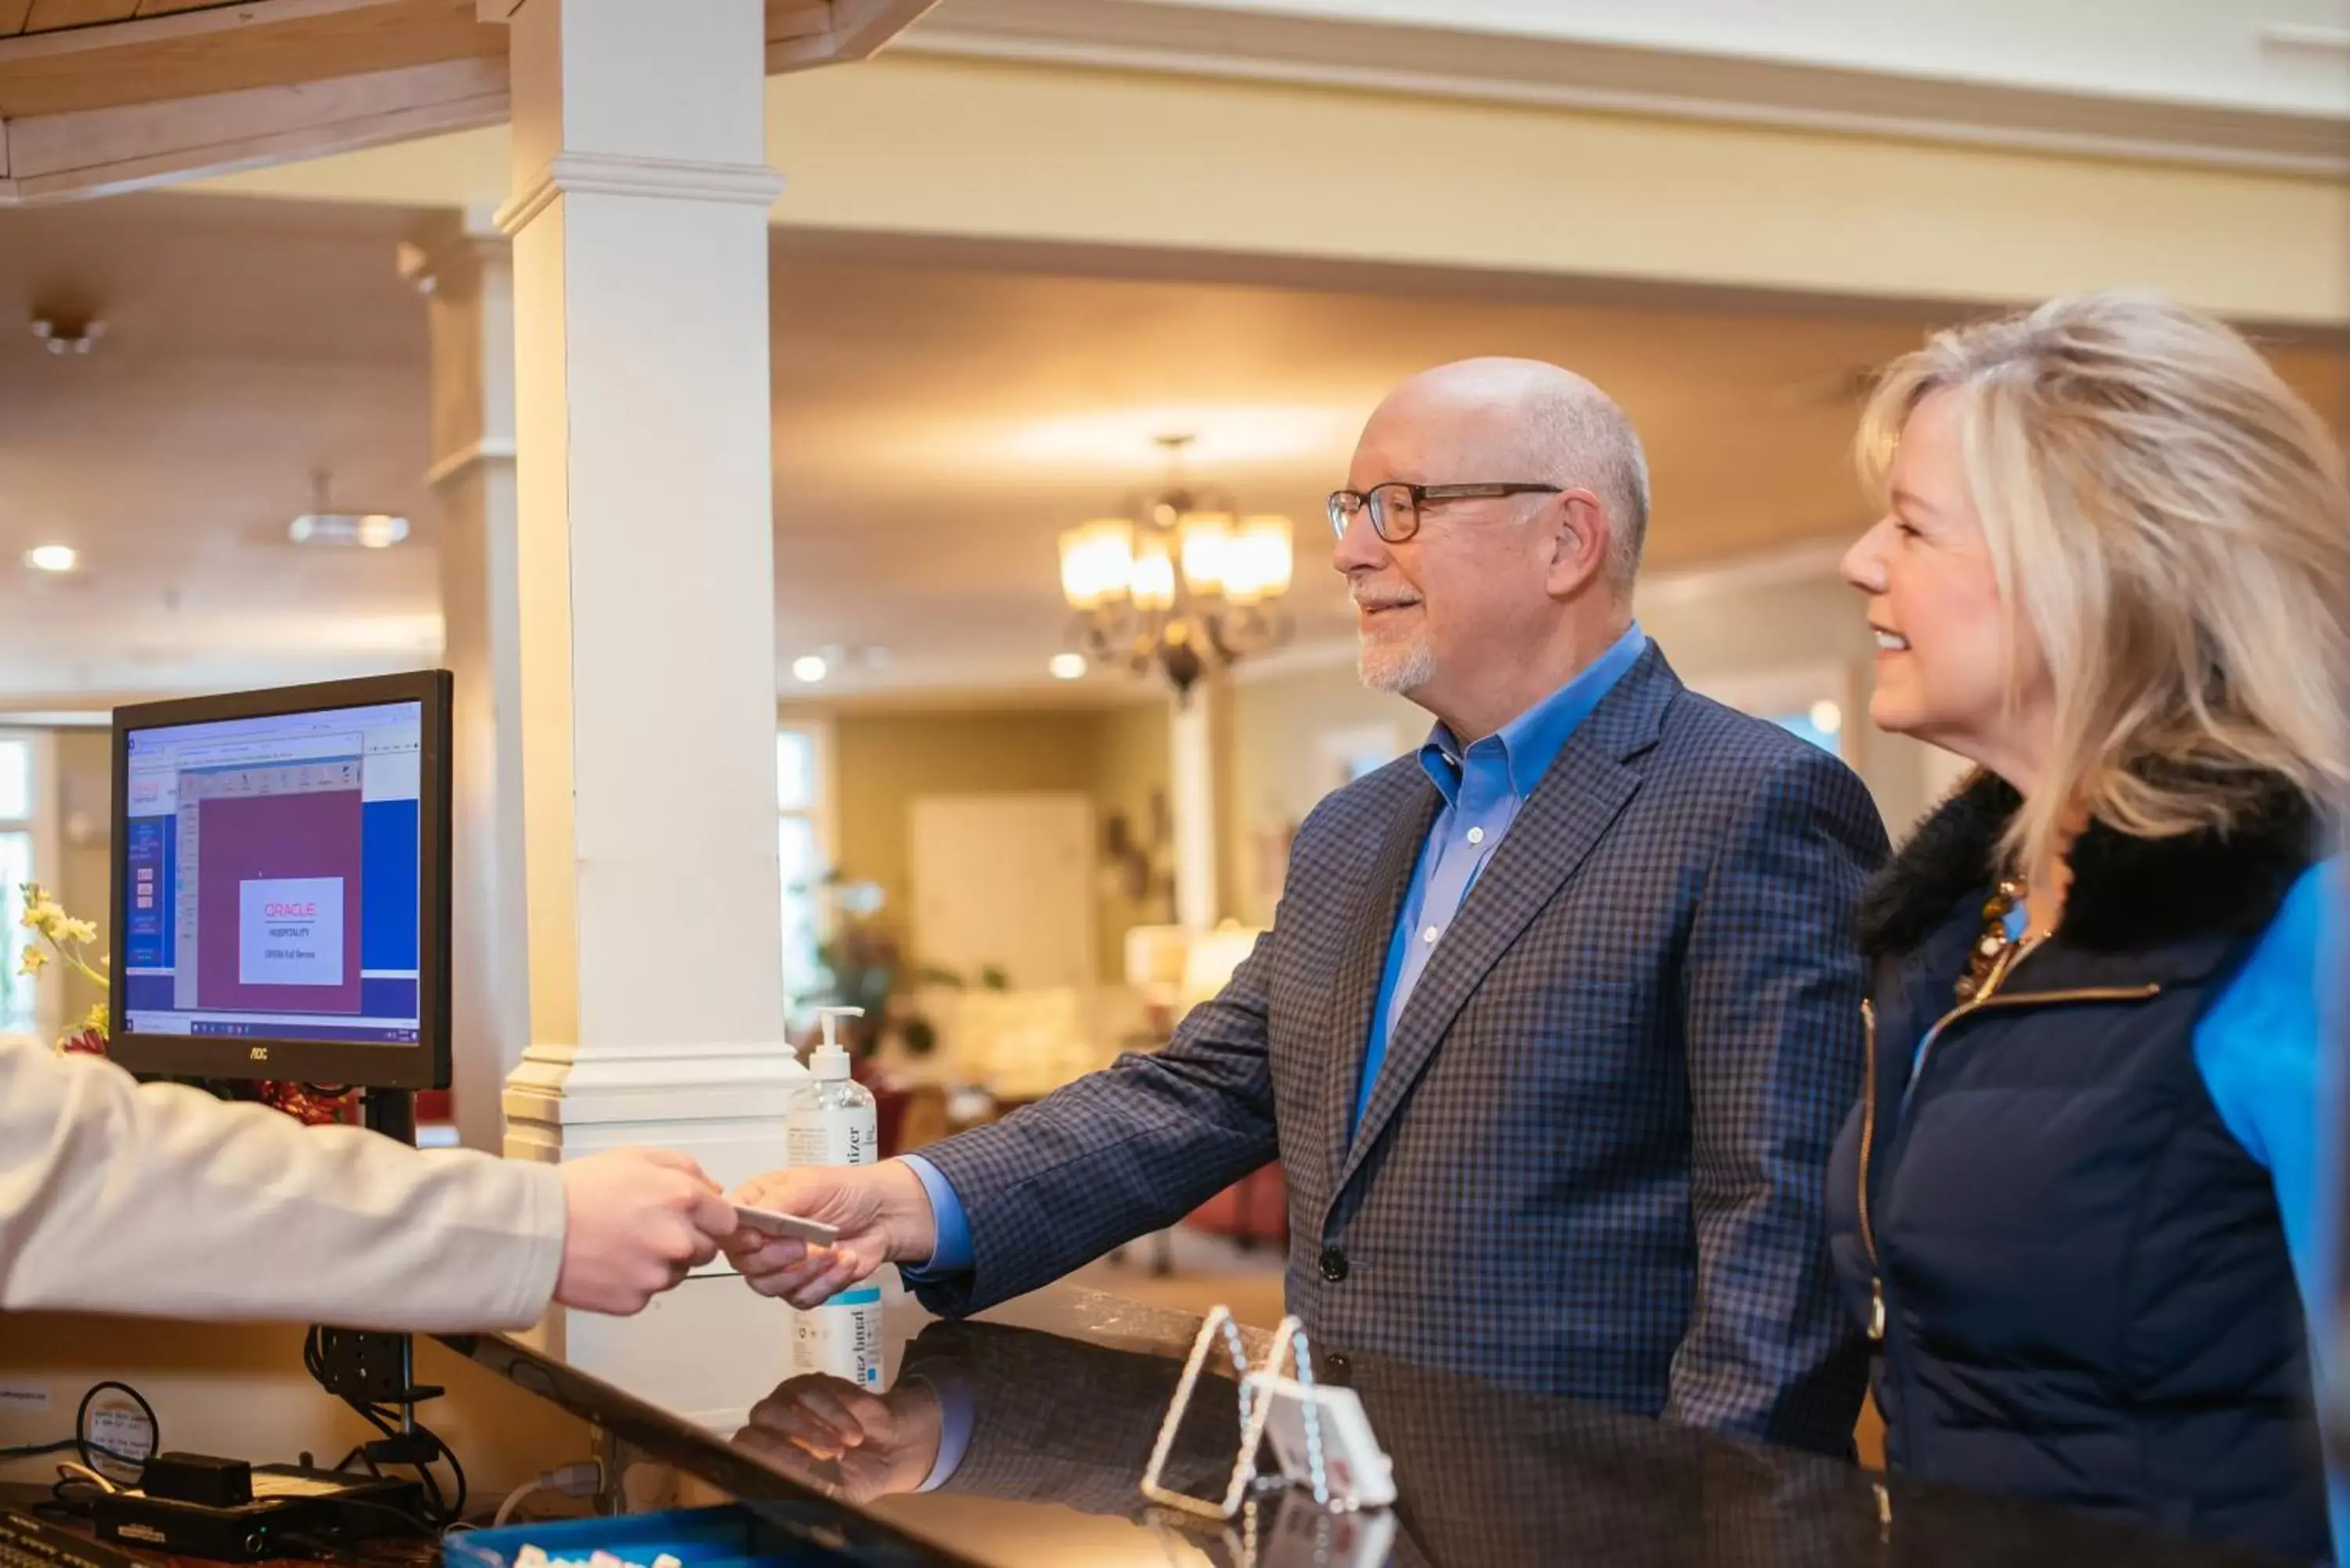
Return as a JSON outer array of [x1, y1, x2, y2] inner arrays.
[[790, 1292, 886, 1388], [786, 1107, 876, 1169]]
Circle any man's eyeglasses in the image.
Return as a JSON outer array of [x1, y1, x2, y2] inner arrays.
[[1325, 482, 1564, 544]]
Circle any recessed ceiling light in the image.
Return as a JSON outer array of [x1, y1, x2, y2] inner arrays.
[[24, 544, 78, 573], [1049, 653, 1087, 681], [792, 656, 829, 684], [1810, 700, 1843, 735]]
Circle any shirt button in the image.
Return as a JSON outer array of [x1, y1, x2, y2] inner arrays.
[[1467, 826, 1485, 845], [1318, 1246, 1350, 1283], [1422, 926, 1439, 944]]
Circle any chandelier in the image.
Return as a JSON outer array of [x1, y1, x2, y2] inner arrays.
[[1058, 435, 1296, 701]]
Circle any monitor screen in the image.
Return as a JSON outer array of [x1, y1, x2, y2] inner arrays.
[[108, 673, 450, 1089]]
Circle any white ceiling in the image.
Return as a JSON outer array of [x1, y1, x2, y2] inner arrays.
[[0, 193, 2340, 710]]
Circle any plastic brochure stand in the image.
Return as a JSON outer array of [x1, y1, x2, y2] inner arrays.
[[1139, 1310, 1395, 1524], [1147, 1494, 1398, 1568]]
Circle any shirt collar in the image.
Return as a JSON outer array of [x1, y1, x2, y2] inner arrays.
[[1419, 622, 1649, 805]]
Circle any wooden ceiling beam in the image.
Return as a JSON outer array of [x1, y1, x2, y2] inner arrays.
[[769, 0, 936, 70], [0, 0, 404, 59], [0, 0, 938, 201], [1, 54, 502, 201]]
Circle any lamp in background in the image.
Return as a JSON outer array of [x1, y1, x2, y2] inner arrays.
[[1058, 435, 1293, 703], [1123, 919, 1266, 1035]]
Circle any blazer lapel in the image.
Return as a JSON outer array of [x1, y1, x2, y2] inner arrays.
[[1317, 766, 1442, 1205], [1333, 645, 1679, 1198]]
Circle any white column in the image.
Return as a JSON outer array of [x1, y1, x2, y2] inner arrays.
[[402, 211, 527, 1159], [1170, 681, 1223, 931], [490, 0, 801, 1422]]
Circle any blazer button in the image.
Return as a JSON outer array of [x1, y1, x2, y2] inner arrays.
[[1322, 1351, 1352, 1384], [1318, 1245, 1350, 1282]]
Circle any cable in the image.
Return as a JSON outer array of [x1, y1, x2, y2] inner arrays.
[[490, 1461, 602, 1530], [0, 1440, 80, 1461], [302, 1328, 466, 1527], [54, 1463, 117, 1494]]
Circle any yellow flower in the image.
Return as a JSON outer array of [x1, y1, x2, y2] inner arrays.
[[81, 1002, 108, 1033], [17, 946, 48, 977], [58, 918, 99, 947]]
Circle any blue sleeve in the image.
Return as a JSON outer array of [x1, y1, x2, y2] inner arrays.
[[2196, 858, 2344, 1564], [910, 1367, 975, 1493], [897, 1153, 975, 1279]]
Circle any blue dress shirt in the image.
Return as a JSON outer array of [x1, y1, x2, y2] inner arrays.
[[901, 623, 1650, 1283], [1353, 620, 1650, 1133], [2000, 859, 2344, 1562]]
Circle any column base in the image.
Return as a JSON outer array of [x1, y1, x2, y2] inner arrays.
[[502, 1039, 808, 1407]]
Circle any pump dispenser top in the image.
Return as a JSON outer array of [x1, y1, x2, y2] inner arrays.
[[808, 1006, 863, 1081]]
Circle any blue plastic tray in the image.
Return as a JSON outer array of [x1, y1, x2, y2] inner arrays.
[[444, 1503, 861, 1568]]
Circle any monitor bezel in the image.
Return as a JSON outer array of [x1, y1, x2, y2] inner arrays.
[[106, 670, 454, 1090]]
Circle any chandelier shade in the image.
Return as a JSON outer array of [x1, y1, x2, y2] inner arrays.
[[1056, 436, 1295, 700]]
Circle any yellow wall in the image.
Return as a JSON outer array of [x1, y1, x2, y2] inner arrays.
[[816, 703, 1175, 985], [1218, 572, 1950, 929], [1636, 573, 1940, 836], [1090, 698, 1174, 981], [197, 56, 2350, 326], [52, 729, 110, 1031], [830, 709, 1100, 951], [1222, 666, 1422, 928]]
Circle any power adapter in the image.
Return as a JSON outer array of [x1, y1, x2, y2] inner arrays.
[[141, 1452, 253, 1510]]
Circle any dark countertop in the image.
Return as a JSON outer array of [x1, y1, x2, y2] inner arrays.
[[439, 1285, 2294, 1568]]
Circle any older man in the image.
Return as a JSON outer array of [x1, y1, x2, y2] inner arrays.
[[732, 359, 1887, 1453]]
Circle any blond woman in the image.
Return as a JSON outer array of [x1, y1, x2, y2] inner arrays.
[[1825, 291, 2348, 1559]]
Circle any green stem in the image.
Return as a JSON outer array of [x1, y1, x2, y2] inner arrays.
[[42, 941, 109, 991]]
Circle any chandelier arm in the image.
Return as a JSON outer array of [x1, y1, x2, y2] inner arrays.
[[1063, 439, 1292, 695]]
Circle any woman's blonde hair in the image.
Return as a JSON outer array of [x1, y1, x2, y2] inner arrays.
[[1857, 290, 2350, 879]]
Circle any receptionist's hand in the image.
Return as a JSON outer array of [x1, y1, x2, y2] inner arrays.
[[735, 1374, 944, 1504], [724, 1161, 938, 1309], [555, 1147, 737, 1316]]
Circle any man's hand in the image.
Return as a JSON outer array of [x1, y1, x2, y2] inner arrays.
[[734, 1375, 945, 1504], [723, 1160, 938, 1309], [554, 1148, 736, 1316]]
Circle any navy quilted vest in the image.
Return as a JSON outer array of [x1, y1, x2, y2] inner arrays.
[[1824, 772, 2329, 1561]]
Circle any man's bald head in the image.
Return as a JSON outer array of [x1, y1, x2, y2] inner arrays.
[[1362, 357, 1651, 591]]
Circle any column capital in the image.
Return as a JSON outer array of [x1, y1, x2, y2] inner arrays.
[[396, 204, 511, 298], [497, 151, 786, 235]]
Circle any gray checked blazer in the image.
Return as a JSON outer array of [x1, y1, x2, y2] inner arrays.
[[910, 644, 1888, 1454]]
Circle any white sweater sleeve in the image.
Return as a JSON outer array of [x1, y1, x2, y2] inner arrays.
[[0, 1041, 565, 1330]]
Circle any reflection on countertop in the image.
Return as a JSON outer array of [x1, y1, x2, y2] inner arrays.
[[443, 1285, 2294, 1568]]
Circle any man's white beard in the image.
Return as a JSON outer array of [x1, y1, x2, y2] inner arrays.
[[1358, 632, 1437, 696]]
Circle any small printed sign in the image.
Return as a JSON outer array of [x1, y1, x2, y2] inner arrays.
[[237, 876, 345, 988]]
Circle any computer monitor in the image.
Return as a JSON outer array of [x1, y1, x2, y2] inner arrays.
[[106, 671, 453, 1089]]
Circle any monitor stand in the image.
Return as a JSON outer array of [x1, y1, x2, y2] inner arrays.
[[307, 1085, 454, 1523], [360, 1086, 416, 1148]]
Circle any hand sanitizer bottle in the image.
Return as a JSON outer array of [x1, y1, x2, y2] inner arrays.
[[787, 1006, 884, 1387], [786, 1006, 877, 1169]]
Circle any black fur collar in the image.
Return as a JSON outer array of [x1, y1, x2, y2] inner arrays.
[[1858, 768, 2322, 962]]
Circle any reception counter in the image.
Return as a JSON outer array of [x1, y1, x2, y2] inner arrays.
[[436, 1285, 2287, 1568]]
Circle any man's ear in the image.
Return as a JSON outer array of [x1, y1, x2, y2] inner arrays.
[[1543, 488, 1611, 599]]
